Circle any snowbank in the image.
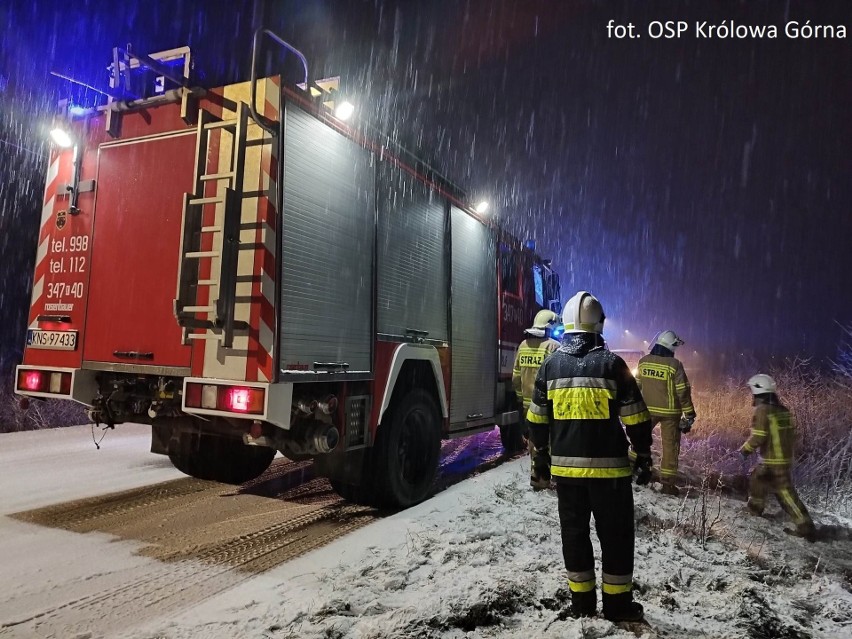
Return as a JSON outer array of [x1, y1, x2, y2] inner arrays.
[[128, 460, 852, 639]]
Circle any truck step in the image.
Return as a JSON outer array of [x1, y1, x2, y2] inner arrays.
[[197, 279, 219, 286], [203, 119, 238, 130], [183, 305, 216, 313], [185, 250, 220, 258], [200, 172, 235, 182], [200, 225, 222, 233], [188, 196, 224, 206], [186, 333, 224, 341]]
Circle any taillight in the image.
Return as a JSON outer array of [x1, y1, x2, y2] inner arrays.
[[184, 382, 265, 415], [17, 370, 72, 395], [220, 387, 264, 414], [19, 370, 46, 392]]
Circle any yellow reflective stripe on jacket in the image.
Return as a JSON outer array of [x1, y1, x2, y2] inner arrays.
[[646, 406, 682, 416], [527, 411, 549, 424], [548, 386, 614, 420], [552, 455, 630, 468], [621, 410, 651, 425], [551, 465, 632, 479], [528, 401, 548, 416], [619, 400, 651, 425]]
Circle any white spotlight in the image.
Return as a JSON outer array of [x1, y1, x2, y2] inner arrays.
[[49, 127, 74, 148], [474, 200, 489, 214], [335, 101, 355, 121]]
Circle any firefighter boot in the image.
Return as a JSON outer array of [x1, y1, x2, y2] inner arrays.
[[785, 522, 817, 543], [570, 589, 597, 618], [602, 592, 644, 623], [530, 473, 550, 490], [746, 500, 764, 517], [660, 482, 680, 497]]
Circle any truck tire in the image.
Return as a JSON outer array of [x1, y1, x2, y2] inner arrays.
[[168, 435, 275, 485], [499, 421, 526, 453], [371, 389, 441, 508]]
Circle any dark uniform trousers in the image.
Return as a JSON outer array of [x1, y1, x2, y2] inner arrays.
[[557, 478, 635, 608]]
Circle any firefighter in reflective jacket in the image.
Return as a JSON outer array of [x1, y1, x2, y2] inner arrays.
[[636, 330, 696, 496], [527, 291, 653, 622], [740, 374, 816, 540], [513, 309, 560, 489]]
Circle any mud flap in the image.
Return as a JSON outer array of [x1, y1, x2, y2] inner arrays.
[[314, 447, 368, 486], [150, 422, 171, 455]]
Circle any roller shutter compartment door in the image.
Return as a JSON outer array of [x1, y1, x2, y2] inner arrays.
[[450, 206, 497, 423], [279, 105, 374, 373], [376, 165, 448, 342]]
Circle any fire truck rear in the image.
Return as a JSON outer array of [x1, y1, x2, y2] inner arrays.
[[16, 35, 561, 508]]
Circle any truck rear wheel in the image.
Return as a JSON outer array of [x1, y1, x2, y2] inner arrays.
[[371, 389, 441, 508], [168, 434, 275, 485]]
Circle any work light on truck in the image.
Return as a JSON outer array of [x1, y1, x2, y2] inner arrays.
[[49, 127, 74, 148], [184, 382, 265, 415]]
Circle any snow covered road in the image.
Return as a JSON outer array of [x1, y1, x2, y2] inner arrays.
[[1, 425, 852, 638]]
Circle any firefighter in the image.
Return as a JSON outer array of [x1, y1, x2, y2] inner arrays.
[[635, 330, 696, 496], [527, 291, 653, 621], [512, 309, 561, 489], [740, 374, 816, 540]]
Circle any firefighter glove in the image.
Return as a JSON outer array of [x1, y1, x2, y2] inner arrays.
[[739, 450, 750, 460], [678, 416, 695, 434], [633, 454, 653, 486]]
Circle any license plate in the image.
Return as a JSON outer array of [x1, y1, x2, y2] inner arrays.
[[27, 329, 78, 351]]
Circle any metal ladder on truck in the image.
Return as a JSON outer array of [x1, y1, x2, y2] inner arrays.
[[174, 101, 253, 349], [175, 27, 310, 349]]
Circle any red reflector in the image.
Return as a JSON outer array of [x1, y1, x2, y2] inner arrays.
[[19, 370, 46, 392], [59, 373, 72, 395], [185, 383, 202, 409]]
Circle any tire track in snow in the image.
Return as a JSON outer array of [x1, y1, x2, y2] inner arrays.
[[3, 431, 518, 637], [4, 497, 374, 638]]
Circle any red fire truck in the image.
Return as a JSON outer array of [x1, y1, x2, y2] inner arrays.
[[15, 34, 561, 507]]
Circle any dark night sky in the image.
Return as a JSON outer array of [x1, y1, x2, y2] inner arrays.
[[1, 0, 850, 371]]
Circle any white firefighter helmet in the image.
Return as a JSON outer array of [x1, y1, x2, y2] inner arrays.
[[655, 330, 685, 351], [747, 374, 777, 395], [563, 291, 605, 334], [531, 309, 559, 330]]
